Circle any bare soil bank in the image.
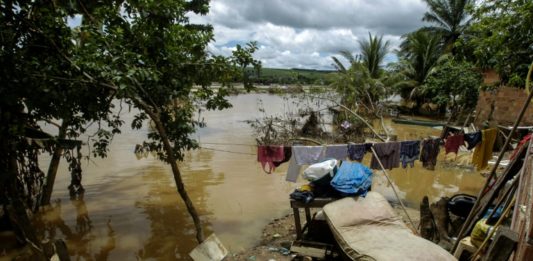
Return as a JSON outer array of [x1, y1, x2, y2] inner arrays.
[[229, 205, 421, 261]]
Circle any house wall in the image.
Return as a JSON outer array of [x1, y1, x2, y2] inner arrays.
[[474, 87, 533, 126]]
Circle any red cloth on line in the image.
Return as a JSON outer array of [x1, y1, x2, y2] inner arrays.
[[444, 134, 464, 154], [257, 145, 285, 174]]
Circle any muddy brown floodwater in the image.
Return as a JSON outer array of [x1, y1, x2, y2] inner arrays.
[[9, 94, 485, 260]]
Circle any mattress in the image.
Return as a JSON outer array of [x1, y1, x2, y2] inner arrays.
[[322, 192, 456, 261]]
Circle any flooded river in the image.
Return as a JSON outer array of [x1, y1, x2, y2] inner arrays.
[[21, 94, 484, 260]]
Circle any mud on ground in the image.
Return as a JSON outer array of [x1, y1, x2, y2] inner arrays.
[[228, 206, 421, 261]]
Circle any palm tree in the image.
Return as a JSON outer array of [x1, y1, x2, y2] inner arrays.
[[359, 33, 390, 79], [330, 53, 385, 113], [329, 32, 390, 105], [394, 30, 444, 103], [422, 0, 472, 51]]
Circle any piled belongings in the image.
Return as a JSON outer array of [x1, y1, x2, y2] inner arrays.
[[290, 159, 373, 203]]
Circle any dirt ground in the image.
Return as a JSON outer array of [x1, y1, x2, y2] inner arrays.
[[229, 213, 296, 261], [228, 205, 421, 261]]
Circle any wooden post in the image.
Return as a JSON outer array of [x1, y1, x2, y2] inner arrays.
[[370, 147, 418, 234], [293, 207, 302, 240], [41, 122, 67, 206]]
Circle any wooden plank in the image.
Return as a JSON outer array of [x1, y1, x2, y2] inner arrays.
[[512, 141, 533, 261], [290, 245, 326, 258], [483, 227, 517, 261], [290, 241, 329, 259], [290, 198, 336, 208]]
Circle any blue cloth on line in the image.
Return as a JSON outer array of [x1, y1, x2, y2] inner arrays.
[[400, 140, 420, 168], [464, 131, 482, 150], [330, 161, 373, 196]]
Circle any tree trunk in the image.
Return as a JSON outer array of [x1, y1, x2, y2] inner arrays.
[[6, 147, 47, 260], [149, 111, 205, 243], [41, 122, 67, 206]]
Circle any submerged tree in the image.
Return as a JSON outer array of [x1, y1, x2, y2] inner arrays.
[[1, 0, 259, 257]]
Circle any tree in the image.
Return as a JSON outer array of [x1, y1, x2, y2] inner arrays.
[[425, 58, 482, 120], [394, 30, 444, 103], [422, 0, 473, 52], [1, 0, 259, 257], [358, 33, 390, 79], [458, 0, 533, 87], [330, 32, 390, 111], [1, 2, 123, 257], [331, 54, 385, 113]]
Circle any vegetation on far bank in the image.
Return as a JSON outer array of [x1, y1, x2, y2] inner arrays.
[[247, 67, 336, 85]]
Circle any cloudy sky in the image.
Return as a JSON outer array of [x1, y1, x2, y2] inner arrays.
[[189, 0, 429, 70]]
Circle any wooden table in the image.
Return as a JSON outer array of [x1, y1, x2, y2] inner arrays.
[[290, 198, 337, 239]]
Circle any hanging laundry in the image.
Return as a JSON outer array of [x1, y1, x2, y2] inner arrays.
[[370, 142, 400, 170], [292, 146, 325, 165], [286, 156, 300, 182], [399, 140, 420, 168], [420, 139, 440, 170], [464, 131, 482, 150], [324, 144, 348, 160], [510, 133, 531, 160], [347, 143, 372, 161], [273, 146, 292, 167], [330, 161, 373, 196], [441, 126, 461, 139], [257, 145, 285, 174], [286, 146, 326, 182], [444, 134, 465, 154], [472, 128, 498, 170]]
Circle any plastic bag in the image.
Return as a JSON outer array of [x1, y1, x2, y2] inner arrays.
[[303, 159, 337, 181]]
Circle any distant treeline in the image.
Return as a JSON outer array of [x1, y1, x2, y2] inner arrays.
[[246, 67, 336, 85]]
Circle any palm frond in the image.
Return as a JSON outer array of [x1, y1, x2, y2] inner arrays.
[[330, 56, 347, 72], [338, 50, 356, 65], [358, 32, 390, 78]]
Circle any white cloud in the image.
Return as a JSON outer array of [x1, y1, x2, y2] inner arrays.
[[190, 0, 428, 69]]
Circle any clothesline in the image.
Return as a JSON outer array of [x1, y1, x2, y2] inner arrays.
[[200, 142, 257, 147], [257, 128, 504, 176], [199, 146, 256, 156]]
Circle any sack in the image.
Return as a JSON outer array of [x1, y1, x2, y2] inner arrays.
[[470, 218, 493, 247], [303, 159, 337, 181]]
